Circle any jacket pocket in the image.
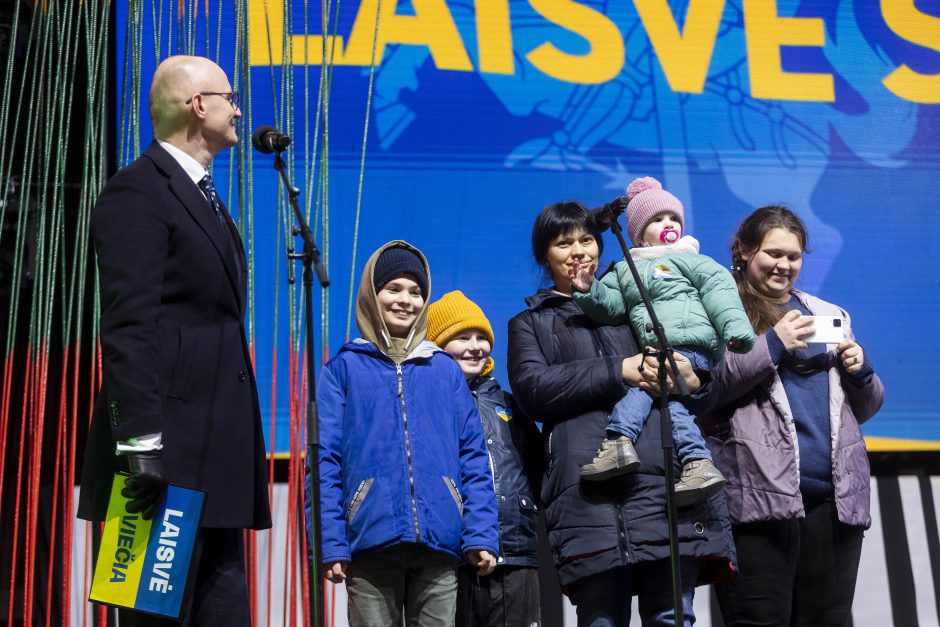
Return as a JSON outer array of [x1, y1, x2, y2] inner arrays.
[[346, 478, 375, 525], [443, 476, 464, 516], [500, 493, 538, 554], [166, 326, 196, 400]]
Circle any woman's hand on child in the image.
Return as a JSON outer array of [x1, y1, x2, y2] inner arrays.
[[324, 561, 348, 583], [568, 259, 596, 293], [837, 340, 865, 374], [774, 310, 814, 352], [466, 549, 497, 576]]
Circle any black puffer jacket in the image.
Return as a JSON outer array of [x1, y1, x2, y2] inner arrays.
[[507, 289, 735, 589], [468, 375, 542, 567]]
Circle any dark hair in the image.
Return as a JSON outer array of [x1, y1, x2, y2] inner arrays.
[[730, 205, 810, 333], [531, 200, 604, 278]]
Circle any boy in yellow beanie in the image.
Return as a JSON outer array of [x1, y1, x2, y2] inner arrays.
[[427, 290, 543, 627]]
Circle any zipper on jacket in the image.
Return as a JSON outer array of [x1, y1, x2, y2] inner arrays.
[[616, 504, 633, 563], [474, 390, 498, 494], [397, 364, 421, 541]]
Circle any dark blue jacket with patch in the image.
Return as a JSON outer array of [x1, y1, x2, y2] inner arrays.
[[468, 375, 542, 567]]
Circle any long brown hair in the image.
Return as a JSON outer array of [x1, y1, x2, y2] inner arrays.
[[730, 205, 809, 334]]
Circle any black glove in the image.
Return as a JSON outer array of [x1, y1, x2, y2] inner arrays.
[[121, 450, 167, 520]]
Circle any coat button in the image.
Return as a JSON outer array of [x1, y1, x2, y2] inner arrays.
[[238, 370, 248, 382]]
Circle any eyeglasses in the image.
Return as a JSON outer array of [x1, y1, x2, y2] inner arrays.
[[185, 91, 240, 110]]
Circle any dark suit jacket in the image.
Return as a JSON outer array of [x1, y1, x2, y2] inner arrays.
[[78, 142, 271, 529]]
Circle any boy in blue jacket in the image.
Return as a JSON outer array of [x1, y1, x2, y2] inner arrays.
[[317, 241, 499, 626], [427, 291, 542, 627], [571, 177, 754, 506]]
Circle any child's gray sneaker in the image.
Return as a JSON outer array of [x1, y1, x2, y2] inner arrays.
[[580, 436, 640, 481], [674, 459, 726, 507]]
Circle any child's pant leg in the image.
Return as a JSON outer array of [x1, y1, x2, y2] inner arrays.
[[458, 565, 541, 627], [347, 546, 409, 627], [608, 387, 653, 440], [348, 544, 458, 627], [668, 400, 712, 464], [404, 545, 458, 627]]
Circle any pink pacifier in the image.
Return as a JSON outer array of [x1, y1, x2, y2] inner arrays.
[[660, 229, 679, 244]]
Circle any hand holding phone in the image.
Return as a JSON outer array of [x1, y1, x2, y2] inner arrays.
[[774, 310, 815, 351], [803, 316, 850, 344]]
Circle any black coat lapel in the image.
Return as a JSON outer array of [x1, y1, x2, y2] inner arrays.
[[143, 142, 243, 309]]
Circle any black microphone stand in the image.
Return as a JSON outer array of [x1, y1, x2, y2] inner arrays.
[[270, 147, 329, 627], [599, 205, 690, 624]]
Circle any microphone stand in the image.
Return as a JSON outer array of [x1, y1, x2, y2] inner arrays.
[[271, 147, 329, 627], [603, 209, 689, 624]]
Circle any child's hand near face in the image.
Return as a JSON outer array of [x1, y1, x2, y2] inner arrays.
[[569, 259, 595, 293]]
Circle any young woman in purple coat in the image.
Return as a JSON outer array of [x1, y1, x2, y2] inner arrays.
[[701, 206, 885, 627]]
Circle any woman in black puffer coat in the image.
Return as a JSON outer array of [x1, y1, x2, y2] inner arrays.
[[507, 201, 735, 626]]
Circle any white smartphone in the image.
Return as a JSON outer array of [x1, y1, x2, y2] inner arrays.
[[803, 316, 850, 344]]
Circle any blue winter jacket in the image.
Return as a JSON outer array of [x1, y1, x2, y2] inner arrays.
[[317, 339, 500, 564]]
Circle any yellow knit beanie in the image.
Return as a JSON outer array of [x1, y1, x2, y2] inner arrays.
[[427, 290, 495, 348]]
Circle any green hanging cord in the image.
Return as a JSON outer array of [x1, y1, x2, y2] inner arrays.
[[74, 0, 110, 356], [175, 0, 184, 55], [308, 0, 340, 349], [117, 4, 133, 166], [312, 0, 341, 223], [56, 0, 92, 356], [132, 0, 144, 159], [214, 0, 223, 62], [188, 0, 197, 55], [302, 0, 326, 220], [152, 0, 163, 64], [344, 0, 382, 341], [310, 0, 342, 233], [15, 1, 54, 361], [0, 0, 39, 356], [119, 0, 145, 165], [88, 0, 111, 373], [236, 0, 256, 341], [260, 0, 281, 130], [52, 0, 83, 346], [24, 0, 54, 361], [166, 0, 173, 60], [203, 0, 210, 58], [0, 0, 27, 193], [283, 1, 303, 358]]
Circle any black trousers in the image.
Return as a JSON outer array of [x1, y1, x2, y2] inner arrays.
[[117, 527, 250, 626], [715, 501, 864, 627], [456, 564, 540, 627]]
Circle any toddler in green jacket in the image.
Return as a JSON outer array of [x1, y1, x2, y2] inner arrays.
[[571, 176, 755, 506]]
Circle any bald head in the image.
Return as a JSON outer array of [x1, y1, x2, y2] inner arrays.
[[149, 55, 227, 139]]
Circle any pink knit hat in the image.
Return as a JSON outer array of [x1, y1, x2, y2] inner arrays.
[[626, 177, 685, 247]]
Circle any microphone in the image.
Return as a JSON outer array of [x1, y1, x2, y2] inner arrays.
[[660, 229, 679, 244], [252, 126, 291, 154], [586, 195, 629, 233]]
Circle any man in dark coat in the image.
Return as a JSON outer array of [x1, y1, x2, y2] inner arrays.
[[78, 55, 270, 626]]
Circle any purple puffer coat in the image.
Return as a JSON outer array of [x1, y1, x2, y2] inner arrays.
[[699, 290, 884, 528]]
